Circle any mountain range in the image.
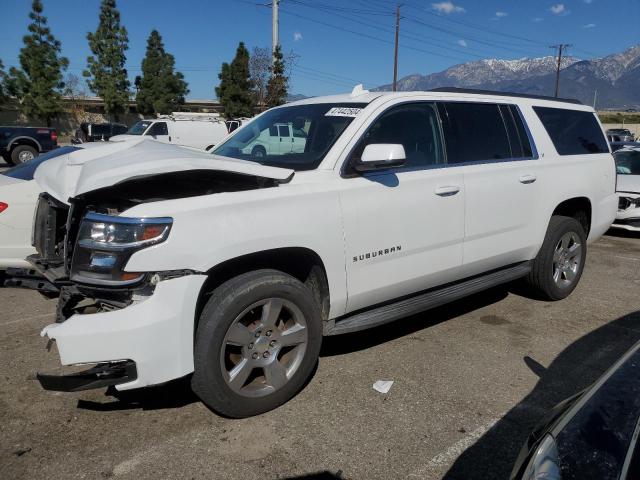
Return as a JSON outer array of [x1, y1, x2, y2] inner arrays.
[[374, 45, 640, 109]]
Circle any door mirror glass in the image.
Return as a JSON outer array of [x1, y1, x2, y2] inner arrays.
[[355, 144, 406, 172]]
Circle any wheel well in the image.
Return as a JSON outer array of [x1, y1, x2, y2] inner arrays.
[[195, 247, 330, 332], [9, 138, 40, 152], [552, 197, 592, 235]]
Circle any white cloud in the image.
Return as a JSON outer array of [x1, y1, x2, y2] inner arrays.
[[495, 11, 508, 18], [582, 23, 596, 28], [583, 0, 594, 4], [549, 4, 568, 15], [457, 39, 468, 47], [293, 31, 303, 42], [431, 1, 465, 14], [532, 17, 544, 22]]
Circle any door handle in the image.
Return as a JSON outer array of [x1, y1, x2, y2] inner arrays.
[[519, 174, 537, 184], [434, 185, 461, 197]]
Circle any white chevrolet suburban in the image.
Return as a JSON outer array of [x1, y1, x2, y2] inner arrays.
[[28, 87, 616, 418]]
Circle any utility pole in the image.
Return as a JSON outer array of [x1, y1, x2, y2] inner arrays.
[[272, 0, 279, 62], [550, 43, 571, 97], [392, 4, 401, 92]]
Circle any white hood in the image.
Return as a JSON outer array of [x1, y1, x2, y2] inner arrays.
[[617, 174, 640, 194], [34, 138, 294, 203], [109, 134, 140, 142]]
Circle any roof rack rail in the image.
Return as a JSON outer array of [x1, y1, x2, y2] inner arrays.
[[429, 87, 583, 105]]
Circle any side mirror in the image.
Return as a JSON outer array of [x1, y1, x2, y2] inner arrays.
[[354, 143, 406, 172]]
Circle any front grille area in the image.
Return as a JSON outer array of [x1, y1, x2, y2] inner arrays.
[[33, 194, 70, 264]]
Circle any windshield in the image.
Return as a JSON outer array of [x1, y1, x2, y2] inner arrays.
[[127, 120, 152, 135], [615, 150, 640, 175], [212, 103, 366, 171], [2, 146, 81, 181]]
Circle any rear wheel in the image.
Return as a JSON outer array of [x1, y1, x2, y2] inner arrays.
[[11, 145, 38, 164], [192, 269, 322, 418], [251, 145, 266, 158], [525, 215, 587, 300]]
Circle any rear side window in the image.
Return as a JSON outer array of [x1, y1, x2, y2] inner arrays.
[[533, 106, 609, 155], [146, 122, 168, 136], [438, 102, 512, 164]]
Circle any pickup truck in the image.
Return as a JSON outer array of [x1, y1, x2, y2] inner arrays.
[[27, 87, 617, 418], [0, 126, 58, 165]]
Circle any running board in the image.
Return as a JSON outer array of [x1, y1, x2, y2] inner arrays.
[[325, 262, 531, 336]]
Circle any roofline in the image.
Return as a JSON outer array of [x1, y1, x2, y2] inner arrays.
[[429, 87, 583, 105]]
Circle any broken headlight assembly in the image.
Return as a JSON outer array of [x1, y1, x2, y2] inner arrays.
[[70, 212, 173, 286]]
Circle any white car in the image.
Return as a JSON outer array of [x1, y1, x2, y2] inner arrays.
[[111, 113, 231, 151], [612, 146, 640, 231], [241, 121, 308, 157], [28, 88, 616, 418], [0, 140, 148, 272]]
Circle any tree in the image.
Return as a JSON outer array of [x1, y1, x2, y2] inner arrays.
[[84, 0, 130, 119], [7, 0, 68, 126], [249, 47, 271, 109], [0, 59, 7, 105], [216, 42, 254, 119], [266, 45, 289, 108], [136, 30, 189, 116]]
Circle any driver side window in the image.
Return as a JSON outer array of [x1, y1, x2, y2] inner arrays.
[[348, 102, 444, 172]]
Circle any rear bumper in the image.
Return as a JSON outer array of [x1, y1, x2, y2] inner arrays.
[[39, 274, 206, 391]]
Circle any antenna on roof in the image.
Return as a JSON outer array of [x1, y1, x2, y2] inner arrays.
[[350, 84, 369, 98]]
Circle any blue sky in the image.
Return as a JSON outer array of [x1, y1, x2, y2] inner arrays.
[[0, 0, 638, 99]]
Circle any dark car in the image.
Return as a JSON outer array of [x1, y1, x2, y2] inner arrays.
[[607, 129, 636, 143], [71, 122, 128, 144], [511, 340, 640, 480], [611, 141, 640, 152], [0, 126, 58, 165]]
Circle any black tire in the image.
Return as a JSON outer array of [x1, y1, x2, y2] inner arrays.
[[11, 145, 38, 164], [251, 145, 266, 158], [192, 269, 322, 418], [525, 215, 587, 300]]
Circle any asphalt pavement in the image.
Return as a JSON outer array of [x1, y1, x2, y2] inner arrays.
[[2, 232, 640, 479]]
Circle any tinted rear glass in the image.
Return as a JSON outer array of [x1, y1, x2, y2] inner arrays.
[[533, 106, 609, 155], [2, 146, 81, 181], [438, 102, 512, 164]]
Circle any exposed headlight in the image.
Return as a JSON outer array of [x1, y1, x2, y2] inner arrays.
[[521, 434, 562, 480], [71, 213, 172, 286]]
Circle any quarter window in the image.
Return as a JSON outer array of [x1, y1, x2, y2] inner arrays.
[[533, 106, 609, 155], [438, 102, 512, 164], [348, 102, 444, 170]]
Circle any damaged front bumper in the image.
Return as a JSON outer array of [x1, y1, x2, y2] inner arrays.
[[38, 274, 206, 392]]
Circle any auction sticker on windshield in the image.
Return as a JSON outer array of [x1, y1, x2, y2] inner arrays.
[[325, 107, 362, 117]]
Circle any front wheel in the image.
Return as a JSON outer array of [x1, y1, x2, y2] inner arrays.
[[525, 215, 587, 300], [192, 269, 322, 418]]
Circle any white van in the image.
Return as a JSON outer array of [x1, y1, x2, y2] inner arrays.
[[111, 112, 231, 151]]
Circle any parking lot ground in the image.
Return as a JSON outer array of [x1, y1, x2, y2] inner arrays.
[[2, 232, 640, 480]]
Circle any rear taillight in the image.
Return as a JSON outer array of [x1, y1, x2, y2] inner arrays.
[[50, 130, 58, 143], [0, 202, 8, 213]]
